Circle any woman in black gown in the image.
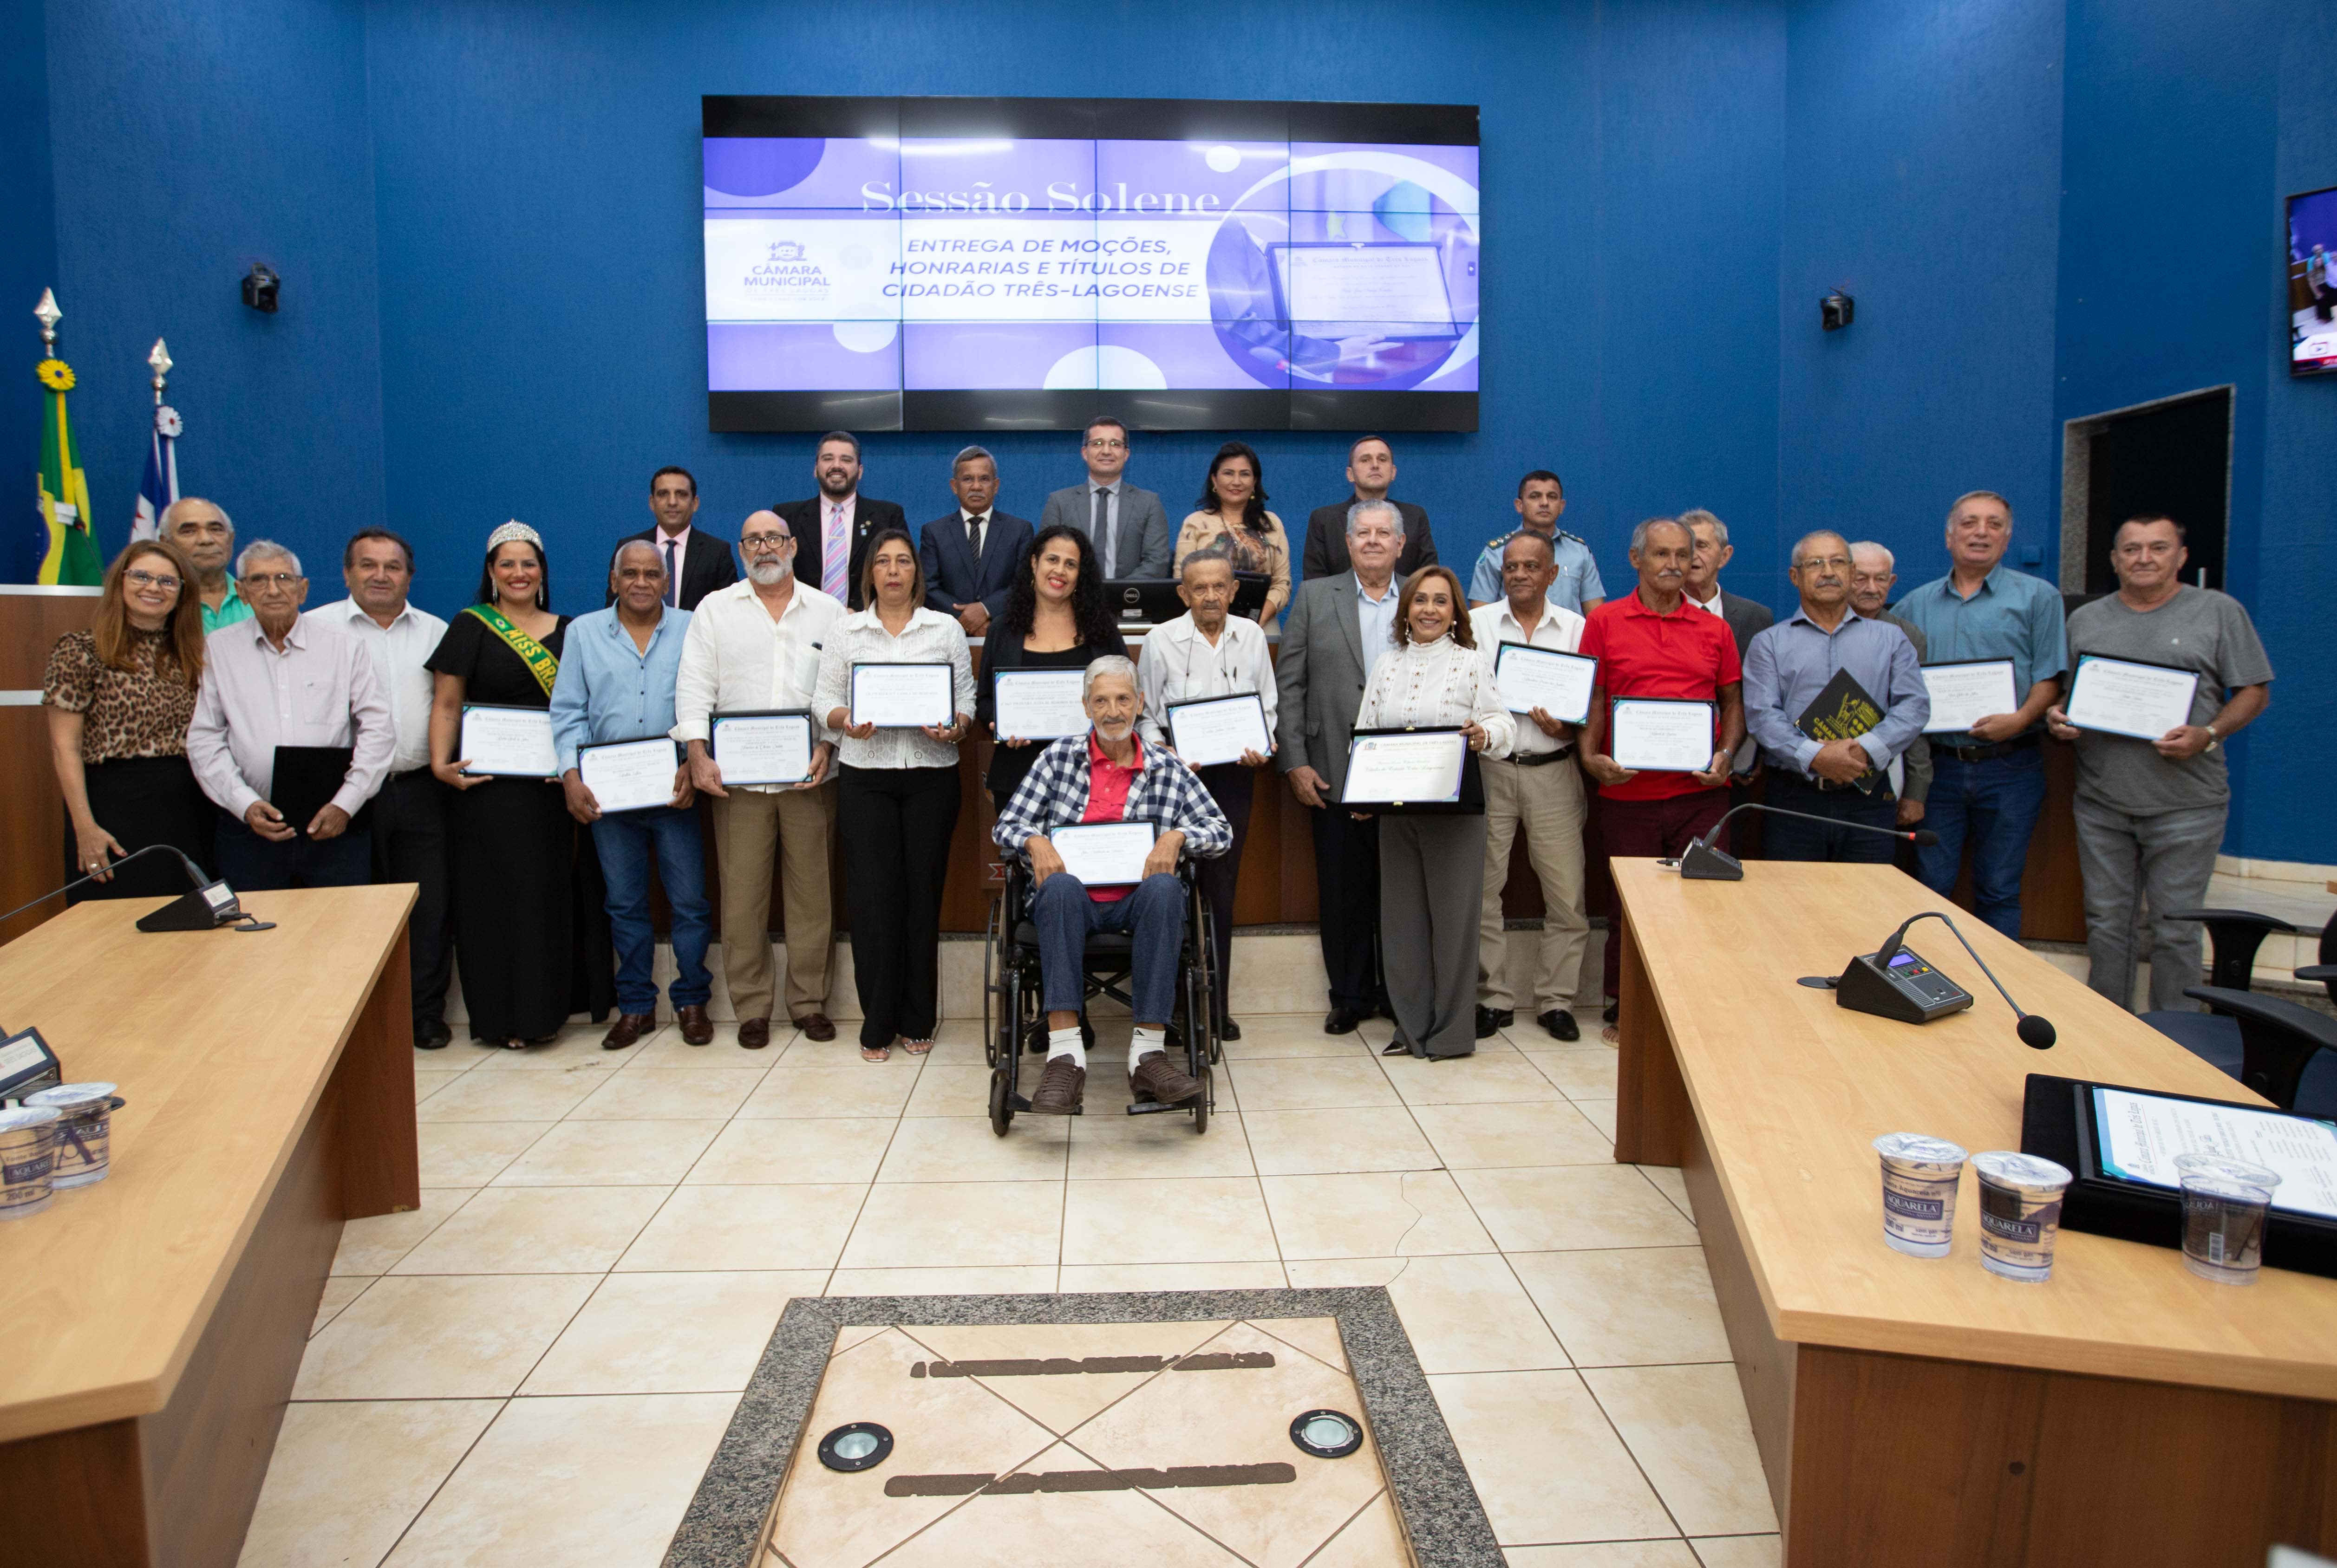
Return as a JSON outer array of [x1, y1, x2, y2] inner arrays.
[[976, 523, 1128, 814]]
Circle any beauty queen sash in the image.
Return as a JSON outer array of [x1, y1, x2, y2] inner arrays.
[[463, 604, 559, 698]]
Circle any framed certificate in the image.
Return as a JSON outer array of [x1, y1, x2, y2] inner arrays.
[[1047, 819, 1160, 887], [2065, 655, 2201, 742], [992, 668, 1090, 741], [1608, 698, 1716, 773], [578, 736, 681, 813], [1167, 693, 1272, 768], [850, 662, 954, 729], [458, 704, 557, 778], [1493, 642, 1594, 724], [1920, 659, 2018, 733], [711, 709, 816, 785], [1341, 728, 1479, 813]]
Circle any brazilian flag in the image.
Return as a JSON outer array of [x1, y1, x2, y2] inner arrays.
[[36, 355, 101, 586]]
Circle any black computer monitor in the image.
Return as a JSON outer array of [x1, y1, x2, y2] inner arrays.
[[1107, 573, 1270, 625]]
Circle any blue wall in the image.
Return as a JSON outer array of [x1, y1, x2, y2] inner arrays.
[[4, 0, 59, 581]]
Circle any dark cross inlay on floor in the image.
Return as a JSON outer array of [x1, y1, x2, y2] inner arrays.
[[910, 1349, 1275, 1378], [883, 1461, 1298, 1497]]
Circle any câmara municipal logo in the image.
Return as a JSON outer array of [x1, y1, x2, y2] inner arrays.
[[748, 239, 829, 291]]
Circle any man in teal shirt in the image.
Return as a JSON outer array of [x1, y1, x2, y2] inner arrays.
[[163, 497, 253, 633]]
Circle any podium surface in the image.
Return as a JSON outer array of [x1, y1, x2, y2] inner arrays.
[[1611, 859, 2337, 1567], [0, 885, 418, 1567]]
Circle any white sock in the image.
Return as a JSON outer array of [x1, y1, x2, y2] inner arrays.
[[1048, 1028, 1086, 1069], [1128, 1026, 1168, 1074]]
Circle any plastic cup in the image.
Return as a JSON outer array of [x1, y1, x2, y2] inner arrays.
[[2180, 1172, 2275, 1286], [1873, 1134, 1969, 1257], [1971, 1151, 2073, 1283], [24, 1081, 117, 1190], [0, 1106, 63, 1221], [2171, 1152, 2281, 1194]]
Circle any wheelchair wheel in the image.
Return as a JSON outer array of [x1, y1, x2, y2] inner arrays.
[[988, 1063, 1014, 1137], [1191, 1064, 1210, 1136], [1192, 885, 1223, 1066], [982, 894, 1002, 1067]]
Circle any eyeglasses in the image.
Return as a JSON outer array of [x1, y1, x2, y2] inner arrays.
[[242, 572, 303, 589], [1084, 438, 1127, 451], [123, 569, 182, 592], [740, 533, 791, 548], [1795, 555, 1853, 571]]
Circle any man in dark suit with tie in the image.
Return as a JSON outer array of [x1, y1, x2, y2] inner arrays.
[[1302, 435, 1439, 581], [611, 466, 738, 612], [919, 445, 1033, 637], [773, 431, 906, 611]]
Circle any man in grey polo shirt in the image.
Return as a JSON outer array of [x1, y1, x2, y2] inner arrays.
[[2047, 514, 2272, 1012]]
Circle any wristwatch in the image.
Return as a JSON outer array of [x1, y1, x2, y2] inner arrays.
[[2203, 723, 2220, 754]]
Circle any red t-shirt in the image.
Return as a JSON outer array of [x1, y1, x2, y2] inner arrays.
[[1578, 590, 1743, 801], [1080, 730, 1142, 902]]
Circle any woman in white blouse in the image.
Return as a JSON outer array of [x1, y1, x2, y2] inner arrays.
[[815, 529, 978, 1062], [1353, 565, 1515, 1059]]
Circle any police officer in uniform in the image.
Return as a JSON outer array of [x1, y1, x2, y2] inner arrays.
[[1467, 470, 1605, 616]]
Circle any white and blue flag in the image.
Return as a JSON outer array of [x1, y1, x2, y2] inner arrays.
[[130, 403, 182, 543]]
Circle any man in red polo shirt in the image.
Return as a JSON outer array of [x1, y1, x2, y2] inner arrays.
[[1579, 516, 1746, 1039]]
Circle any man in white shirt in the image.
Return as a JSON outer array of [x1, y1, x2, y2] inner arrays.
[[675, 510, 847, 1048], [1468, 533, 1591, 1042], [1136, 547, 1278, 1039], [307, 527, 457, 1048]]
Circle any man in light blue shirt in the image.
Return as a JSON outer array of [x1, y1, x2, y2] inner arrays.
[[1465, 470, 1606, 616], [548, 539, 710, 1049], [1891, 490, 2069, 936], [1743, 531, 1929, 861]]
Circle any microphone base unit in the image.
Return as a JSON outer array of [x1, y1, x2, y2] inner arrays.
[[1833, 947, 1975, 1025], [135, 880, 245, 933], [1676, 839, 1744, 881]]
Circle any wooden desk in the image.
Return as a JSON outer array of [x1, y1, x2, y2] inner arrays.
[[1610, 860, 2337, 1567], [0, 885, 419, 1568]]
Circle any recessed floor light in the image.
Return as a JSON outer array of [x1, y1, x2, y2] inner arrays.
[[817, 1422, 893, 1473], [1289, 1408, 1363, 1459]]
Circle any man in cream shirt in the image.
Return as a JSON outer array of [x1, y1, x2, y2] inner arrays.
[[1136, 547, 1278, 1040], [1468, 532, 1590, 1042], [674, 511, 847, 1048]]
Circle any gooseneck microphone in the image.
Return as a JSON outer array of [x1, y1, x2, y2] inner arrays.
[[1673, 801, 1939, 881], [1861, 910, 2056, 1048], [0, 845, 258, 934]]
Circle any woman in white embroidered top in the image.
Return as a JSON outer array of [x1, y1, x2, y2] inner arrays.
[[814, 529, 977, 1062], [1353, 565, 1515, 1060]]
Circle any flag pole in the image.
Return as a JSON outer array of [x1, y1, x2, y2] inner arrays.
[[149, 338, 171, 405], [132, 337, 183, 543]]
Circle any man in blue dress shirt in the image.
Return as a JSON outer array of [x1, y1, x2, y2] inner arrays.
[[1743, 531, 1930, 861], [1466, 470, 1606, 616]]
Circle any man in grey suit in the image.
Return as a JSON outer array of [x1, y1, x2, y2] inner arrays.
[[1038, 416, 1170, 580], [1849, 540, 1933, 826], [920, 445, 1034, 637], [1276, 499, 1409, 1034]]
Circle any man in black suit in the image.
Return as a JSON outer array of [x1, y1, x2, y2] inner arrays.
[[919, 445, 1033, 637], [1678, 507, 1776, 852], [611, 466, 738, 611], [1302, 435, 1439, 580], [773, 431, 905, 611]]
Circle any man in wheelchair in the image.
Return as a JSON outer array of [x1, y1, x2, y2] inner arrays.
[[992, 655, 1232, 1115]]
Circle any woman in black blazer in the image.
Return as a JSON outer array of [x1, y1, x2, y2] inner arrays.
[[976, 523, 1128, 813]]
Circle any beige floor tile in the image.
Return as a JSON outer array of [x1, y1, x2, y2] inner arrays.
[[1639, 1164, 1693, 1217], [237, 1399, 501, 1568], [1242, 1107, 1440, 1176], [626, 1020, 798, 1065], [1503, 1543, 1701, 1567], [292, 1273, 600, 1399], [569, 1066, 766, 1120], [491, 1118, 725, 1186], [412, 1043, 477, 1074], [1454, 1166, 1699, 1252], [903, 1061, 999, 1116], [1507, 1248, 1730, 1368], [1526, 1046, 1621, 1100], [1224, 1056, 1399, 1111], [1285, 1254, 1567, 1374], [1688, 1537, 1781, 1568], [617, 1182, 866, 1272], [1260, 1170, 1494, 1259], [417, 1120, 553, 1185], [1249, 1314, 1348, 1371], [310, 1274, 374, 1337], [1428, 1369, 1673, 1546], [462, 1026, 627, 1071], [520, 1269, 818, 1394], [828, 1264, 1060, 1296], [1068, 1108, 1257, 1180], [383, 1392, 737, 1565], [1410, 1100, 1613, 1169], [332, 1188, 476, 1275], [1218, 1015, 1380, 1058], [1308, 1490, 1414, 1568], [879, 1112, 1071, 1182], [415, 1066, 606, 1123], [1057, 1260, 1288, 1292], [868, 1026, 988, 1067], [683, 1115, 898, 1185], [868, 1447, 1254, 1567], [838, 1180, 1064, 1269], [389, 1185, 669, 1275], [1061, 1175, 1278, 1265], [412, 1068, 466, 1105], [1381, 1052, 1567, 1106], [1574, 1099, 1618, 1139], [736, 1061, 920, 1118], [1583, 1365, 1777, 1537]]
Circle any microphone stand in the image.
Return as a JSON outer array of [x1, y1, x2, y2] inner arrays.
[[0, 845, 262, 935], [1676, 800, 1937, 881]]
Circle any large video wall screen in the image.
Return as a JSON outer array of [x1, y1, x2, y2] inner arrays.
[[703, 97, 1480, 432]]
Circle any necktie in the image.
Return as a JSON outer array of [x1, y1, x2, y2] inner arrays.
[[1093, 485, 1111, 577], [967, 513, 984, 571], [664, 537, 679, 607], [823, 503, 848, 601]]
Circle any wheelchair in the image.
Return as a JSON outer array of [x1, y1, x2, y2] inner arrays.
[[982, 857, 1220, 1136]]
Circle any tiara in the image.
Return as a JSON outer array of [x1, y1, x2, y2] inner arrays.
[[486, 520, 542, 553]]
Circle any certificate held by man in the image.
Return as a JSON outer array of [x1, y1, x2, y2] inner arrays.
[[1494, 643, 1594, 725], [1047, 820, 1159, 887], [851, 662, 955, 729], [1921, 659, 2018, 733], [710, 709, 814, 785], [2065, 655, 2201, 741], [1608, 698, 1717, 773], [460, 703, 557, 778], [1167, 693, 1272, 768], [578, 737, 683, 813], [992, 668, 1090, 741], [1342, 729, 1469, 807]]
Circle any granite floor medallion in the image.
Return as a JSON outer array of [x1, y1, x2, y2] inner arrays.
[[663, 1288, 1501, 1568]]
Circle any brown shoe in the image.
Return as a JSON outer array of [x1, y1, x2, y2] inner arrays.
[[737, 1017, 771, 1050], [602, 1012, 655, 1051], [795, 1012, 836, 1042], [1029, 1054, 1087, 1115], [1129, 1050, 1202, 1105], [677, 1004, 714, 1046]]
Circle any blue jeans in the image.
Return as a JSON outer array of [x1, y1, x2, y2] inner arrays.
[[1032, 871, 1184, 1024], [591, 807, 712, 1014], [1914, 744, 2046, 939]]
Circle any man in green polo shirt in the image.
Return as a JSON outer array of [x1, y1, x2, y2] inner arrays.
[[163, 496, 252, 633]]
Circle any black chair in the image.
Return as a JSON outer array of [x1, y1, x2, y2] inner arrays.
[[982, 860, 1218, 1137], [2141, 904, 2337, 1117]]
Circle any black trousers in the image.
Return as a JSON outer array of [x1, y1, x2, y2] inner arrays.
[[1308, 801, 1381, 1011], [371, 769, 457, 1037], [839, 763, 960, 1048], [1194, 763, 1256, 1027], [1763, 772, 1899, 863]]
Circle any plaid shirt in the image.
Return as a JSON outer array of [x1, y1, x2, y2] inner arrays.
[[992, 730, 1233, 860]]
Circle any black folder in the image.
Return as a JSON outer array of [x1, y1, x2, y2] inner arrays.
[[271, 745, 362, 838]]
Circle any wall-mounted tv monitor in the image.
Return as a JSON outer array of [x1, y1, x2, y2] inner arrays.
[[702, 97, 1480, 432], [2290, 184, 2337, 377]]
